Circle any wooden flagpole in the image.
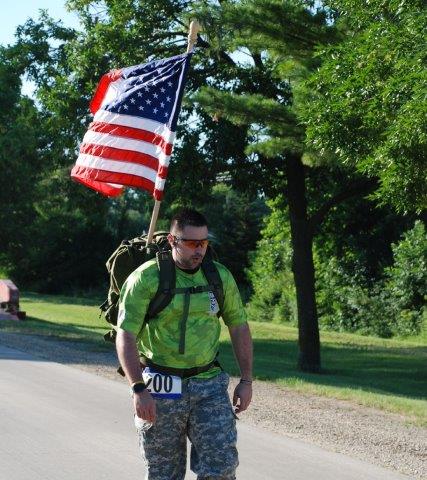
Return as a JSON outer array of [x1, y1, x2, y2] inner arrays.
[[146, 19, 200, 245]]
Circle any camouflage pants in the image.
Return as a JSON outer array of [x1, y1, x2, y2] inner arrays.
[[136, 371, 238, 480]]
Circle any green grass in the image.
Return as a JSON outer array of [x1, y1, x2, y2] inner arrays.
[[0, 292, 112, 352], [1, 293, 426, 426], [219, 322, 426, 425]]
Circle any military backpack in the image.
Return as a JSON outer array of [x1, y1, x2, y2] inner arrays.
[[100, 231, 225, 344]]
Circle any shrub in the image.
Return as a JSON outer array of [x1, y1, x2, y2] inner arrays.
[[384, 220, 426, 335], [316, 221, 426, 337], [316, 256, 394, 337], [246, 198, 297, 324]]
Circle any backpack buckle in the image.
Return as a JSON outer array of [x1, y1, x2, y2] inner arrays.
[[189, 286, 205, 294]]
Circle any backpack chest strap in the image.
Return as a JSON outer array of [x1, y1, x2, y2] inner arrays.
[[172, 285, 212, 295]]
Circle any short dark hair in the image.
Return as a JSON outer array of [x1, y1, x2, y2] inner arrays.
[[170, 208, 208, 232]]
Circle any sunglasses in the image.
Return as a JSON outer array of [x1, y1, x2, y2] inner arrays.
[[174, 236, 209, 249]]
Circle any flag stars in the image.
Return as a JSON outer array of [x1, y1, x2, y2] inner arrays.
[[164, 112, 168, 117], [130, 98, 136, 104], [153, 108, 158, 114], [146, 99, 152, 105], [167, 81, 172, 87], [153, 93, 158, 99], [161, 87, 165, 93], [123, 104, 129, 110], [166, 96, 171, 102], [144, 86, 150, 92], [138, 106, 144, 111], [137, 92, 143, 97], [160, 102, 165, 108]]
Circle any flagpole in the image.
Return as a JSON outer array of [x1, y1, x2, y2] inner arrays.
[[146, 20, 200, 245]]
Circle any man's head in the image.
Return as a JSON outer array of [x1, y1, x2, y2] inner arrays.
[[168, 209, 209, 269]]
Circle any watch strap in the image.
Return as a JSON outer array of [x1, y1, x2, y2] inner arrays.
[[131, 381, 146, 394]]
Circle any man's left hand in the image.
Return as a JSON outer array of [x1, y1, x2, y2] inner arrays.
[[232, 381, 252, 414]]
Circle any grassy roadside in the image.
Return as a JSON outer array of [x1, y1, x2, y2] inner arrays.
[[1, 292, 426, 426], [219, 322, 426, 426]]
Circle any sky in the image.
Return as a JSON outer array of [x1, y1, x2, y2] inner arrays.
[[0, 0, 80, 47]]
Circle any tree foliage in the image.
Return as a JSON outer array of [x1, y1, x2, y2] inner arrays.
[[316, 220, 426, 337], [246, 197, 296, 323], [386, 220, 426, 322], [304, 0, 427, 212], [249, 199, 425, 337], [0, 47, 42, 283]]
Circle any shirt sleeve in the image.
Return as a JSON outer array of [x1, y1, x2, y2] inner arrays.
[[219, 264, 247, 327], [117, 262, 158, 336]]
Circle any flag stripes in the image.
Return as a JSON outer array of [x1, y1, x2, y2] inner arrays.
[[80, 130, 170, 166], [74, 109, 173, 198], [72, 165, 162, 197], [76, 155, 158, 181], [92, 110, 176, 144], [88, 122, 173, 155], [78, 145, 169, 178]]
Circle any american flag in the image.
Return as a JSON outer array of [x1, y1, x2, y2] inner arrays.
[[71, 53, 192, 199]]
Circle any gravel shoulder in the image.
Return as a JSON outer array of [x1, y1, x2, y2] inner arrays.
[[0, 331, 425, 479]]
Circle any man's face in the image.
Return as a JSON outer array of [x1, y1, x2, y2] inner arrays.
[[168, 225, 209, 269]]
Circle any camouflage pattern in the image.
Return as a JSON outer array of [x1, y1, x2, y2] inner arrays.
[[135, 372, 238, 480]]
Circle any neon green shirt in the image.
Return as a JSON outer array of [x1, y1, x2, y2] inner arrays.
[[118, 259, 247, 378]]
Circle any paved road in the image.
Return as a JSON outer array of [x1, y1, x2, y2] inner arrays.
[[0, 344, 413, 480]]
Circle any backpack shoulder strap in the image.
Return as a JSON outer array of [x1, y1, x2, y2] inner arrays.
[[145, 252, 225, 321], [201, 258, 225, 315], [146, 250, 176, 320]]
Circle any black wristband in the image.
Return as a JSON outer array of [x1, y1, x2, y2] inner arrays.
[[131, 381, 147, 394]]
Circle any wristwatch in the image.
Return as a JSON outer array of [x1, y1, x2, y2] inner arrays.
[[131, 381, 147, 394]]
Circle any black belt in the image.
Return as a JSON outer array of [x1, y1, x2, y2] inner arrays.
[[141, 356, 222, 378]]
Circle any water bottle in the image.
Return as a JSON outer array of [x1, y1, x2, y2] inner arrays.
[[134, 414, 153, 432]]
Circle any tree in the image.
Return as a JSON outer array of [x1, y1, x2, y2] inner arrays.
[[305, 0, 427, 212], [0, 47, 42, 282], [245, 166, 416, 331], [192, 0, 383, 371], [5, 0, 397, 371], [1, 17, 117, 292]]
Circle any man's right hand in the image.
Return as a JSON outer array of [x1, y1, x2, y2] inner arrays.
[[134, 389, 156, 424]]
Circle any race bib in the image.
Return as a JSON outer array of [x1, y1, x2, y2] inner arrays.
[[142, 367, 182, 399]]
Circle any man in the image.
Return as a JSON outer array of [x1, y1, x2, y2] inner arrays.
[[116, 208, 253, 480]]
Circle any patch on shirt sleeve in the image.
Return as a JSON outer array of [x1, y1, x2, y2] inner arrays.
[[208, 291, 220, 315]]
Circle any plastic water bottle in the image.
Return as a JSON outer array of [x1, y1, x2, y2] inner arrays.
[[134, 415, 153, 432]]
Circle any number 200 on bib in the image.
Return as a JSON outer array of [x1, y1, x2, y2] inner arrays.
[[142, 368, 182, 399]]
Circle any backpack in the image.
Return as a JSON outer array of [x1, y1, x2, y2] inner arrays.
[[100, 231, 224, 344]]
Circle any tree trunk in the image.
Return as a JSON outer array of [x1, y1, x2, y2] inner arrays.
[[285, 155, 321, 373]]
